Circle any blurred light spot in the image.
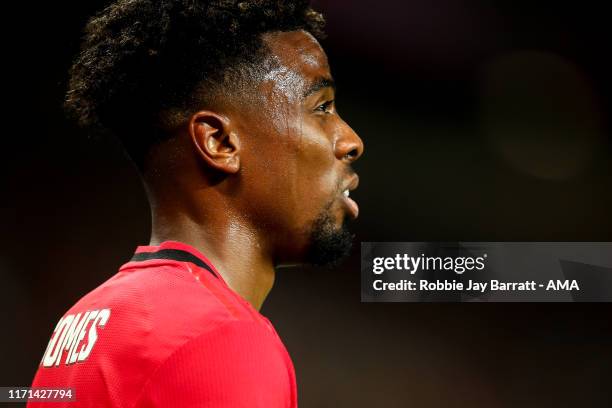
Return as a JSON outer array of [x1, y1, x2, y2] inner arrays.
[[479, 51, 603, 180]]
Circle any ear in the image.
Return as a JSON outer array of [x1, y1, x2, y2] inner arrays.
[[189, 111, 240, 174]]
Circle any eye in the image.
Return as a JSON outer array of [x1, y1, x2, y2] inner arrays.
[[314, 100, 334, 114]]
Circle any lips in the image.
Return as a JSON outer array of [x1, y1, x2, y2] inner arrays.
[[341, 174, 359, 219]]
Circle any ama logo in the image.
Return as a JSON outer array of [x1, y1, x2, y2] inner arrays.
[[546, 280, 580, 291]]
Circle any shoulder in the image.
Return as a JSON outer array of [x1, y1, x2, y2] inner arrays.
[[134, 319, 295, 407], [33, 257, 297, 407], [80, 261, 250, 334], [61, 261, 256, 372]]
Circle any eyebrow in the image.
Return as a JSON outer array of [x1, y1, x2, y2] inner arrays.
[[303, 77, 336, 98]]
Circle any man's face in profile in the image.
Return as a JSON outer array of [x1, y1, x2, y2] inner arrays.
[[230, 30, 364, 267]]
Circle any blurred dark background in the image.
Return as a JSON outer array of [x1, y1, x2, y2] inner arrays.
[[2, 0, 611, 407]]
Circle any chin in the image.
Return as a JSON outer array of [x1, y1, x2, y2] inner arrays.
[[304, 211, 354, 267]]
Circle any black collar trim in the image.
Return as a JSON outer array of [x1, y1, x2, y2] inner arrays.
[[130, 249, 217, 279]]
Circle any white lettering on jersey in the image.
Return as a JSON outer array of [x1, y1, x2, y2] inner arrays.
[[42, 314, 75, 367], [78, 308, 111, 362], [41, 308, 111, 367], [55, 311, 88, 366], [67, 310, 98, 365]]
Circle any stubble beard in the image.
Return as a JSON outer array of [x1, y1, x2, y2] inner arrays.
[[305, 200, 354, 267]]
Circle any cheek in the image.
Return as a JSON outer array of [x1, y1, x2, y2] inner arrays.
[[286, 123, 338, 219], [239, 109, 339, 235]]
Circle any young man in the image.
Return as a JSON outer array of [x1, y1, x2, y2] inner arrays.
[[29, 0, 363, 406]]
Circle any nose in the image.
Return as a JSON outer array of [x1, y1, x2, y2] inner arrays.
[[334, 122, 364, 163]]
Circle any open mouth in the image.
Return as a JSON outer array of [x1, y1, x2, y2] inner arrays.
[[341, 187, 359, 219]]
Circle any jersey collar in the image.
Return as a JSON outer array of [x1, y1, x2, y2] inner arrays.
[[121, 241, 222, 280]]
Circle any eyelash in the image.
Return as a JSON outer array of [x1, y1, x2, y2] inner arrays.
[[315, 100, 334, 113]]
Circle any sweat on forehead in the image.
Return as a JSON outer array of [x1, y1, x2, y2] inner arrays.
[[258, 31, 331, 99], [263, 31, 329, 71]]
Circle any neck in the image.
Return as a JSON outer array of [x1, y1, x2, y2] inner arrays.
[[148, 202, 275, 311]]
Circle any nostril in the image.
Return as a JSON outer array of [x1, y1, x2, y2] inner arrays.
[[344, 148, 358, 160]]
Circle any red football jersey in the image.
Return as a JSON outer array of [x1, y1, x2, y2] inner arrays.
[[28, 241, 298, 407]]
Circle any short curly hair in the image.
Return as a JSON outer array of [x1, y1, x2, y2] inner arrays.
[[66, 0, 325, 169]]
